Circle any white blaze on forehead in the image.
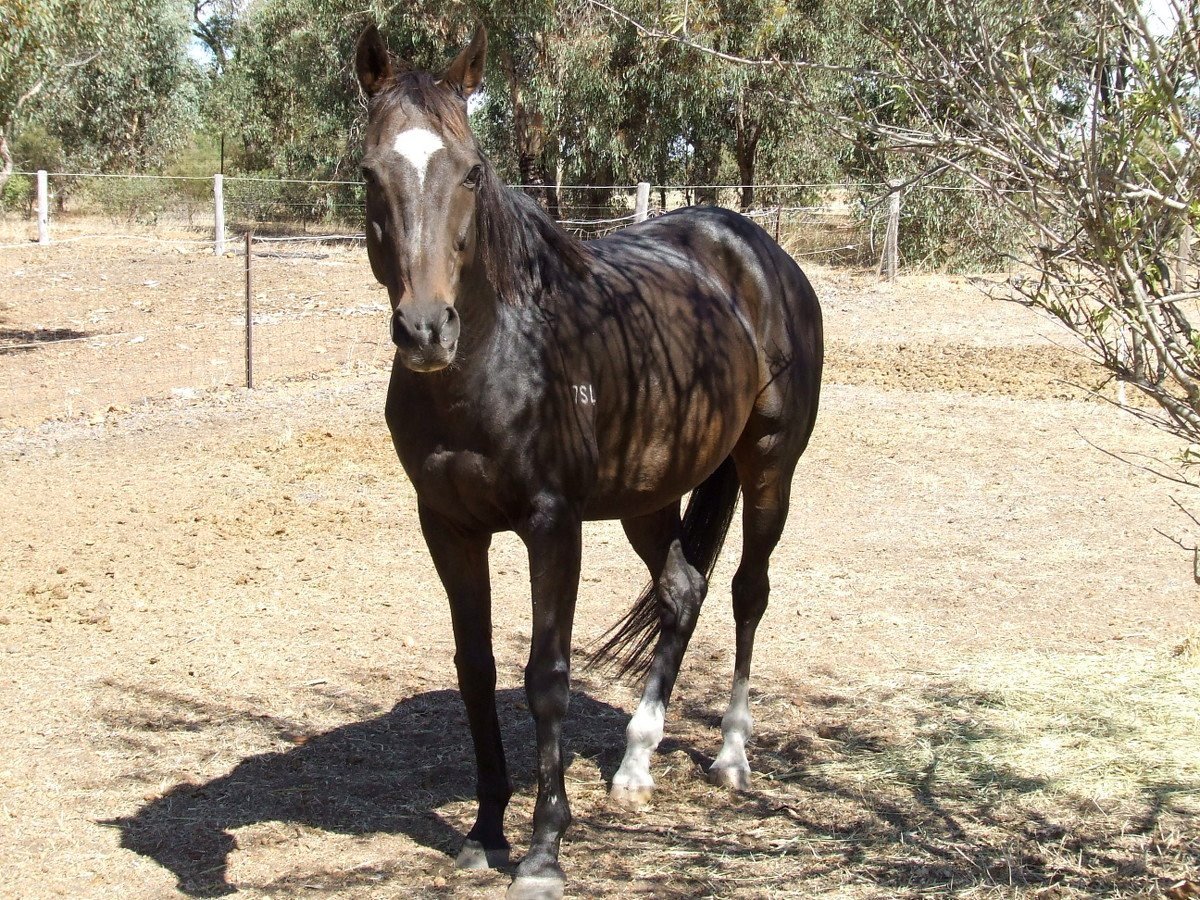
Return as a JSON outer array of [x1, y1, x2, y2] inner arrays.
[[391, 127, 445, 189]]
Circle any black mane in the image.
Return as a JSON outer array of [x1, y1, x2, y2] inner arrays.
[[358, 30, 825, 896], [476, 164, 592, 306]]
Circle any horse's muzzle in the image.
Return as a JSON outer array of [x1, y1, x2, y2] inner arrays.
[[391, 303, 460, 372]]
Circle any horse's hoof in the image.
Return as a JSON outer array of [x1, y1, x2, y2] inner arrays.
[[708, 764, 752, 791], [609, 781, 654, 808], [506, 875, 565, 900], [456, 839, 510, 869]]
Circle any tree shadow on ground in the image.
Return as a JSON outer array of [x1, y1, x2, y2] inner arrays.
[[0, 326, 92, 354], [104, 686, 627, 897], [617, 680, 1199, 897], [103, 678, 1200, 897]]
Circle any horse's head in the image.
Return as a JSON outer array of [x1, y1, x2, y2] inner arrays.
[[355, 24, 488, 373]]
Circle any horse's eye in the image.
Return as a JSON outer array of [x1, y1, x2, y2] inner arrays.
[[463, 165, 482, 189]]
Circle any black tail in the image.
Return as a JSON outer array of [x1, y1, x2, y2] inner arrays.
[[586, 456, 741, 680]]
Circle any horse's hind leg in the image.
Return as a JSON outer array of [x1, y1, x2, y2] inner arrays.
[[610, 502, 708, 807], [709, 453, 795, 790]]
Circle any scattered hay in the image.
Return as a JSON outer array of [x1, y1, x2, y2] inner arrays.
[[707, 647, 1200, 897], [1173, 629, 1200, 666]]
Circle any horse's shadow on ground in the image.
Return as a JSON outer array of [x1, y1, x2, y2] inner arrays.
[[104, 688, 627, 897], [103, 677, 1199, 897]]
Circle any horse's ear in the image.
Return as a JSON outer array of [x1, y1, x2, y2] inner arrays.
[[439, 26, 487, 99], [356, 24, 394, 97]]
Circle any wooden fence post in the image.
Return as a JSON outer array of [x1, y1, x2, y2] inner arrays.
[[884, 181, 901, 282], [1178, 221, 1193, 289], [1116, 332, 1130, 409], [245, 231, 254, 389], [877, 182, 901, 281], [634, 182, 651, 223], [37, 170, 49, 246], [214, 174, 225, 256]]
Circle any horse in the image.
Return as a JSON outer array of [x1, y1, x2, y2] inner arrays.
[[355, 24, 823, 899]]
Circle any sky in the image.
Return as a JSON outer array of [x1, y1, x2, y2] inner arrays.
[[1145, 0, 1179, 36]]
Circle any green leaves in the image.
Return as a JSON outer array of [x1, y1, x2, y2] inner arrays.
[[204, 0, 852, 202], [3, 0, 198, 177]]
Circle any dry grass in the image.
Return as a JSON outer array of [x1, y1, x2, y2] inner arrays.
[[0, 211, 215, 245], [2, 242, 1199, 897], [86, 647, 1200, 898], [1174, 631, 1200, 666], [556, 650, 1200, 898]]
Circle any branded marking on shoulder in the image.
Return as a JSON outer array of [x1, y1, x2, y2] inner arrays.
[[392, 127, 445, 189]]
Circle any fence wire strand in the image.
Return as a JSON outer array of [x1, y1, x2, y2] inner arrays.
[[0, 174, 890, 426]]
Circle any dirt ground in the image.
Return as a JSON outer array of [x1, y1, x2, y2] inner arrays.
[[0, 224, 392, 427], [1, 234, 1199, 898]]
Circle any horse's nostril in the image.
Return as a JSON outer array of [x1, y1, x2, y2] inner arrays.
[[392, 305, 458, 351], [439, 307, 460, 348]]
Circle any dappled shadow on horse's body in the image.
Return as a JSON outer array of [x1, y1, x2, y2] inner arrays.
[[274, 24, 822, 893], [107, 688, 628, 897]]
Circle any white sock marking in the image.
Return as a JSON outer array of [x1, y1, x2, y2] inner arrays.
[[392, 127, 445, 189], [613, 698, 665, 788], [713, 678, 753, 773]]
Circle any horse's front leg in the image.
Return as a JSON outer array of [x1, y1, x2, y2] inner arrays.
[[418, 504, 512, 869], [509, 496, 581, 900]]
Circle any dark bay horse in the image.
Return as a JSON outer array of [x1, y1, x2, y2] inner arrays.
[[355, 24, 822, 899]]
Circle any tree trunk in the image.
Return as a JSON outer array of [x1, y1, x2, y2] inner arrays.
[[735, 119, 762, 210], [514, 95, 543, 186], [692, 136, 720, 205], [505, 59, 561, 219], [738, 152, 756, 209]]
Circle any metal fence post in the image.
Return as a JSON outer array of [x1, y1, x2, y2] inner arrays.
[[634, 182, 651, 223], [214, 174, 225, 256], [37, 171, 49, 246], [245, 231, 254, 388]]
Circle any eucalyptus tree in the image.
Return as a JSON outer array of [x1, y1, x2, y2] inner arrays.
[[45, 0, 199, 174], [499, 1, 709, 212], [2, 0, 198, 188], [1, 0, 99, 187], [220, 0, 555, 182], [475, 0, 559, 206], [222, 0, 406, 178], [191, 0, 242, 73], [570, 0, 847, 208], [691, 0, 845, 206]]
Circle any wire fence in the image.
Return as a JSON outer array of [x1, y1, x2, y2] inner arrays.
[[2, 172, 883, 249], [0, 173, 886, 428]]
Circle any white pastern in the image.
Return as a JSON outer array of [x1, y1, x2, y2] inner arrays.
[[392, 127, 445, 189], [613, 698, 665, 790], [712, 678, 753, 776]]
